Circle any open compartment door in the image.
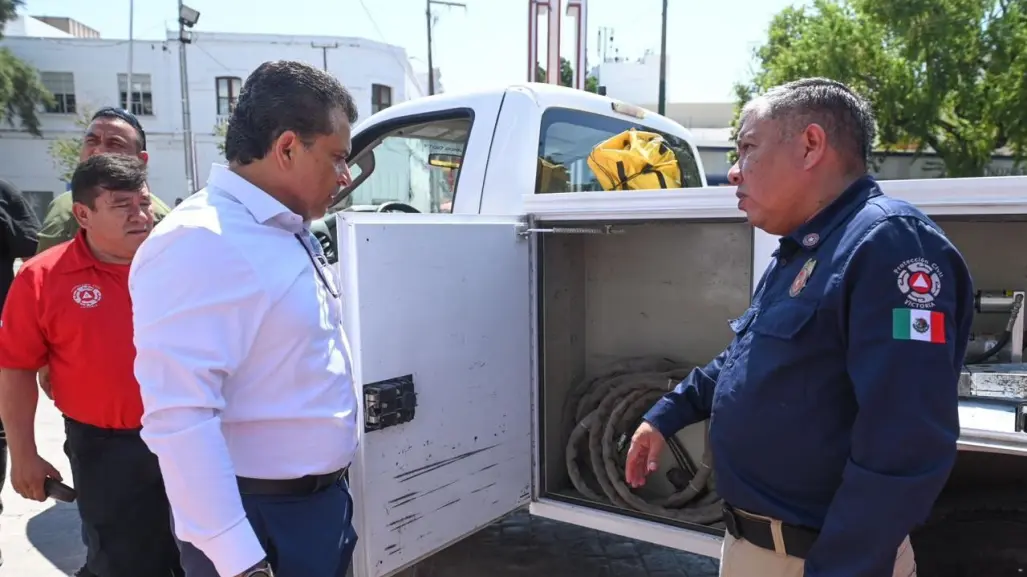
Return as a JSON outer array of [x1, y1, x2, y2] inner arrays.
[[336, 214, 533, 577]]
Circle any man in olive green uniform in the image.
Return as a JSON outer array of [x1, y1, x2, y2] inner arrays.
[[36, 107, 172, 253], [34, 107, 171, 577]]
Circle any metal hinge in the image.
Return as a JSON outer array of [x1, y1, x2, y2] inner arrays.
[[364, 374, 417, 432], [517, 223, 625, 238]]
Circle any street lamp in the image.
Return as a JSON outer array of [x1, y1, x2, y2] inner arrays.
[[179, 4, 200, 27], [178, 2, 199, 195]]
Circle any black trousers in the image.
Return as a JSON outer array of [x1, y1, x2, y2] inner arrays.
[[64, 417, 183, 577]]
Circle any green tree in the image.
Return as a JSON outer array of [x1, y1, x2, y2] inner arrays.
[[730, 0, 1027, 177], [536, 57, 600, 93], [0, 0, 54, 135], [48, 106, 92, 182], [214, 119, 227, 157]]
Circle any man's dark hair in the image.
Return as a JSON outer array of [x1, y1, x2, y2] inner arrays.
[[225, 60, 359, 165], [744, 77, 877, 171], [71, 153, 148, 209], [90, 107, 147, 152]]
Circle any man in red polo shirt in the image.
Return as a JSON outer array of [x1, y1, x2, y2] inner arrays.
[[0, 153, 181, 577]]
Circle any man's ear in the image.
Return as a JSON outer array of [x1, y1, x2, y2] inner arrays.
[[273, 131, 299, 170], [71, 201, 92, 228], [801, 123, 828, 170], [137, 150, 150, 165]]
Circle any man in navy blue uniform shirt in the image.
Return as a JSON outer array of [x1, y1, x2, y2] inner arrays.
[[625, 78, 974, 577]]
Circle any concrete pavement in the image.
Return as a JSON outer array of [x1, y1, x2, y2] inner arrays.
[[1, 397, 86, 575], [1, 398, 719, 577]]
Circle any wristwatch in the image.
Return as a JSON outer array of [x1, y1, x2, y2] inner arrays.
[[240, 561, 273, 577]]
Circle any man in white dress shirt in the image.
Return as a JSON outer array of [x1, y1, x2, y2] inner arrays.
[[129, 60, 359, 577]]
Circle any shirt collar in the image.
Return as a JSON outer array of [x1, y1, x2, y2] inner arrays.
[[206, 164, 306, 232], [54, 230, 129, 274], [780, 174, 881, 255]]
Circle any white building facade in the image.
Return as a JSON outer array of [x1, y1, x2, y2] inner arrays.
[[0, 16, 427, 216]]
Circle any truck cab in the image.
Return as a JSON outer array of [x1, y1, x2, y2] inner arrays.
[[310, 83, 705, 258], [324, 83, 1027, 577]]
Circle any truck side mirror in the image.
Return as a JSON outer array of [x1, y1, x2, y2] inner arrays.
[[330, 152, 376, 211]]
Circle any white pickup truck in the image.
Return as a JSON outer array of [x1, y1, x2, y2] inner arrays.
[[313, 82, 1027, 577]]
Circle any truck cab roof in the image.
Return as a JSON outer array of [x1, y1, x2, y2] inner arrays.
[[357, 82, 693, 146], [332, 82, 708, 217]]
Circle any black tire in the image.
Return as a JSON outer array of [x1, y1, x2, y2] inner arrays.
[[912, 488, 1027, 576]]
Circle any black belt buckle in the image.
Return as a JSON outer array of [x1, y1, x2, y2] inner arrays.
[[722, 504, 742, 538]]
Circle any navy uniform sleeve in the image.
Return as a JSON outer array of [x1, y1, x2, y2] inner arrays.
[[804, 215, 973, 577], [642, 350, 727, 439]]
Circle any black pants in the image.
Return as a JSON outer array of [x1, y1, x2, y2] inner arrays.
[[64, 417, 183, 577]]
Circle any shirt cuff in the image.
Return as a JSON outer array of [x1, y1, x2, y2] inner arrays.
[[643, 397, 688, 440], [200, 517, 266, 577]]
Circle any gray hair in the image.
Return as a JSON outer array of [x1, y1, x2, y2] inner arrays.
[[741, 77, 877, 171]]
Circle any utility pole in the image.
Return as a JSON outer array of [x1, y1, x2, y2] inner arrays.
[[426, 0, 466, 96], [127, 0, 134, 115], [177, 2, 200, 195], [658, 0, 668, 115], [312, 42, 339, 72]]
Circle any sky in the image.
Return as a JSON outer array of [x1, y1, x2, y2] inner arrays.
[[19, 0, 811, 103]]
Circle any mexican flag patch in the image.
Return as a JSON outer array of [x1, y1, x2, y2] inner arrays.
[[893, 308, 945, 343]]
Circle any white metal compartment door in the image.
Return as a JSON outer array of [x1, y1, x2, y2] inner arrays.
[[337, 214, 533, 577]]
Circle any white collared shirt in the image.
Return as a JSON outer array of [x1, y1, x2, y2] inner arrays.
[[130, 164, 359, 577]]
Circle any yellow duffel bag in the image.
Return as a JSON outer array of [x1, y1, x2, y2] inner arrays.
[[586, 129, 683, 191]]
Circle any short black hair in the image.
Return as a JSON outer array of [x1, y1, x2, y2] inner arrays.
[[743, 77, 877, 171], [71, 153, 148, 209], [225, 60, 359, 165], [90, 107, 147, 151]]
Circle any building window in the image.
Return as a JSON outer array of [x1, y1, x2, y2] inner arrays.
[[216, 76, 242, 116], [40, 72, 76, 114], [117, 73, 154, 116], [371, 84, 392, 114]]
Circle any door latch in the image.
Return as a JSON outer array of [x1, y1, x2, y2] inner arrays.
[[364, 374, 417, 432]]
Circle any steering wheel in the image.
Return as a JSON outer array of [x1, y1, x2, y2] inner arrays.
[[308, 216, 338, 265], [375, 202, 421, 214]]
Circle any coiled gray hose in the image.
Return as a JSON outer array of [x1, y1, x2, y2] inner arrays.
[[563, 357, 723, 525]]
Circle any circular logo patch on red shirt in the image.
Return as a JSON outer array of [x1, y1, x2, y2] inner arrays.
[[72, 284, 102, 308]]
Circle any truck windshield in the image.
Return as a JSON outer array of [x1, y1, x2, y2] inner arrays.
[[537, 107, 704, 193]]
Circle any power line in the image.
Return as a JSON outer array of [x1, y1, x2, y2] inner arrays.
[[356, 0, 434, 96], [191, 41, 232, 72]]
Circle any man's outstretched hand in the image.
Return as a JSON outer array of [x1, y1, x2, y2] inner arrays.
[[625, 421, 666, 488]]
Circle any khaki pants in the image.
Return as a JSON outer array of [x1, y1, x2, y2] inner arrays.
[[719, 522, 916, 577]]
